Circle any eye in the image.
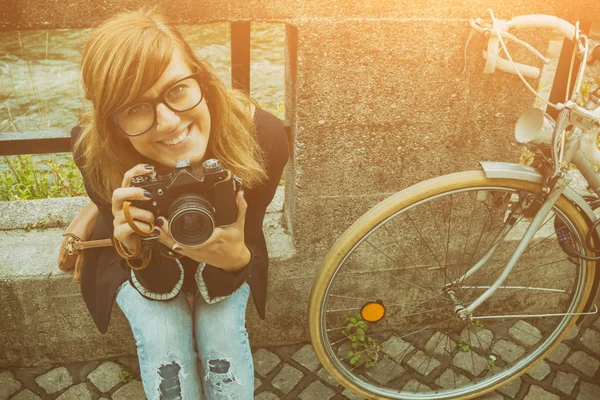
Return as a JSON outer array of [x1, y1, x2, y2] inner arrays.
[[168, 83, 190, 98], [125, 103, 152, 116]]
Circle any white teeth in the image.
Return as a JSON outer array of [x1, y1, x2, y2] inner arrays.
[[162, 127, 189, 146]]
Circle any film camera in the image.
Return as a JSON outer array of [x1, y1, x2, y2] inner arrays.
[[131, 159, 241, 246]]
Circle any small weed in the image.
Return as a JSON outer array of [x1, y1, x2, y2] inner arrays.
[[469, 320, 485, 329], [22, 213, 66, 231], [456, 342, 470, 352], [342, 313, 380, 368], [118, 369, 134, 383], [486, 355, 497, 373]]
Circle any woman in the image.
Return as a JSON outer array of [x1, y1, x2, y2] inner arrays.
[[73, 9, 288, 399]]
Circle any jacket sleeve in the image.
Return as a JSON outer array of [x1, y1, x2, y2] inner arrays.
[[199, 109, 289, 301], [72, 127, 183, 308]]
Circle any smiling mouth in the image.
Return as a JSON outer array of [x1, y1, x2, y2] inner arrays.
[[161, 126, 190, 146]]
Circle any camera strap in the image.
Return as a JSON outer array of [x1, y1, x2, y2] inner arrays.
[[122, 201, 156, 237]]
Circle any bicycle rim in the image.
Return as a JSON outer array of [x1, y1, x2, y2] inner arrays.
[[309, 171, 595, 400]]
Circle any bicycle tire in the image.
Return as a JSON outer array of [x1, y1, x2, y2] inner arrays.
[[309, 170, 596, 400]]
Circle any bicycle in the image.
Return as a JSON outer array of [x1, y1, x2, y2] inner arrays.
[[308, 10, 600, 400]]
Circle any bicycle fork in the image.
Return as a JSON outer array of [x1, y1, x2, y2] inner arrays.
[[447, 174, 596, 321]]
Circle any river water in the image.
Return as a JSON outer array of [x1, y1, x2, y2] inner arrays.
[[0, 22, 285, 134]]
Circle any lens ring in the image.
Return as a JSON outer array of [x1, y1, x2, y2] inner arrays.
[[169, 195, 215, 246]]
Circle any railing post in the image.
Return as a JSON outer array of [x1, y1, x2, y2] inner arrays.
[[231, 21, 251, 93]]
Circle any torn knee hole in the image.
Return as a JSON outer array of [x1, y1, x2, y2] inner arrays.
[[206, 358, 240, 388], [158, 362, 182, 400], [208, 358, 230, 374]]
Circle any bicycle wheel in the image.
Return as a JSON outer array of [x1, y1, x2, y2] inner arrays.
[[309, 170, 596, 400]]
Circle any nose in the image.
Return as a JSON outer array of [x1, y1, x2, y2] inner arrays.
[[155, 103, 180, 134]]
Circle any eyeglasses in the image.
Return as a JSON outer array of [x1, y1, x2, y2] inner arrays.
[[113, 74, 203, 136]]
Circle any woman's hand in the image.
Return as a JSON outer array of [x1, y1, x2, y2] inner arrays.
[[155, 190, 251, 272], [112, 164, 156, 251]]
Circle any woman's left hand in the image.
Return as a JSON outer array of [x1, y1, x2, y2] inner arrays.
[[155, 190, 251, 272]]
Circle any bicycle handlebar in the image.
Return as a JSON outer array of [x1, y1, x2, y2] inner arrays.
[[507, 15, 576, 41], [477, 13, 578, 79]]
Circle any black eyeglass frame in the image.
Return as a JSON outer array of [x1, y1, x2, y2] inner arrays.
[[112, 73, 204, 137]]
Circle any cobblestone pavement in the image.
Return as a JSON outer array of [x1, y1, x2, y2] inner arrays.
[[1, 312, 599, 400]]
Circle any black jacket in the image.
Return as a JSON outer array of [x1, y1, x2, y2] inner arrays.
[[73, 109, 288, 333]]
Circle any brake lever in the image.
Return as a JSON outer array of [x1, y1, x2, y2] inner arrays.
[[461, 27, 479, 74]]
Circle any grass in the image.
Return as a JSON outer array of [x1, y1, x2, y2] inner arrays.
[[0, 154, 85, 200]]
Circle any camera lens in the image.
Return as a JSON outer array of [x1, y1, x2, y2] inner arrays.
[[168, 195, 215, 246]]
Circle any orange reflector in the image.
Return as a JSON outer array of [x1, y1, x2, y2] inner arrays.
[[361, 301, 385, 322]]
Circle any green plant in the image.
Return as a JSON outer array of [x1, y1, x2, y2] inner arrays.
[[342, 314, 380, 368], [469, 320, 485, 329], [0, 154, 85, 200], [486, 355, 497, 373], [118, 369, 134, 383], [23, 213, 66, 231], [456, 342, 470, 352]]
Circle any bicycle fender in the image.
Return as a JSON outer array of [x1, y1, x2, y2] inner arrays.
[[479, 161, 597, 222]]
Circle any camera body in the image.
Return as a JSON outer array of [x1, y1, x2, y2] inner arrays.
[[131, 159, 240, 246]]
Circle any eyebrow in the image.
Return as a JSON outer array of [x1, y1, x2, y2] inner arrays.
[[138, 74, 191, 102]]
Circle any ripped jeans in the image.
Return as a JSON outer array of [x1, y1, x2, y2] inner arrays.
[[116, 281, 253, 400]]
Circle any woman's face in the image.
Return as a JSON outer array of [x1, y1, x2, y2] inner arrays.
[[124, 49, 211, 168]]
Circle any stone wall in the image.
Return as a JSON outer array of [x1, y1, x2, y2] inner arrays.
[[2, 0, 600, 366]]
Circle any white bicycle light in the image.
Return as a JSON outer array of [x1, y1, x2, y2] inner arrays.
[[515, 107, 555, 146]]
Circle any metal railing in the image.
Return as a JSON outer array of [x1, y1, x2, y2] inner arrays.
[[0, 21, 252, 156]]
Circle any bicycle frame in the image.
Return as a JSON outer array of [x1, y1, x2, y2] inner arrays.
[[454, 107, 600, 320]]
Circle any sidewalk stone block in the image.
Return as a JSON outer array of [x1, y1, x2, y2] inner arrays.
[[111, 380, 145, 400], [437, 369, 469, 389], [577, 381, 600, 400], [381, 336, 415, 362], [317, 367, 341, 387], [253, 349, 281, 377], [546, 343, 570, 364], [35, 367, 73, 394], [524, 385, 560, 400], [271, 364, 303, 394], [55, 383, 92, 400], [255, 376, 262, 390], [564, 325, 579, 341], [479, 392, 503, 400], [492, 340, 525, 363], [580, 328, 600, 355], [255, 392, 279, 400], [497, 375, 521, 398], [425, 332, 456, 355], [11, 389, 42, 400], [298, 380, 336, 399], [593, 317, 600, 331], [87, 361, 123, 393], [509, 320, 542, 347], [566, 351, 600, 377], [0, 371, 22, 399], [365, 357, 404, 384], [402, 379, 431, 392], [552, 371, 578, 395], [292, 344, 321, 371], [459, 328, 493, 351], [407, 350, 441, 375], [342, 388, 364, 399], [453, 350, 488, 376], [69, 362, 100, 384], [526, 360, 551, 381]]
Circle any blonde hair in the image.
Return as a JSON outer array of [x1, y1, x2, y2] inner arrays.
[[76, 9, 266, 204]]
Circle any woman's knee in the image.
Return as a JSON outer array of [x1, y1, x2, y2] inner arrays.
[[144, 355, 202, 400], [201, 352, 254, 399]]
